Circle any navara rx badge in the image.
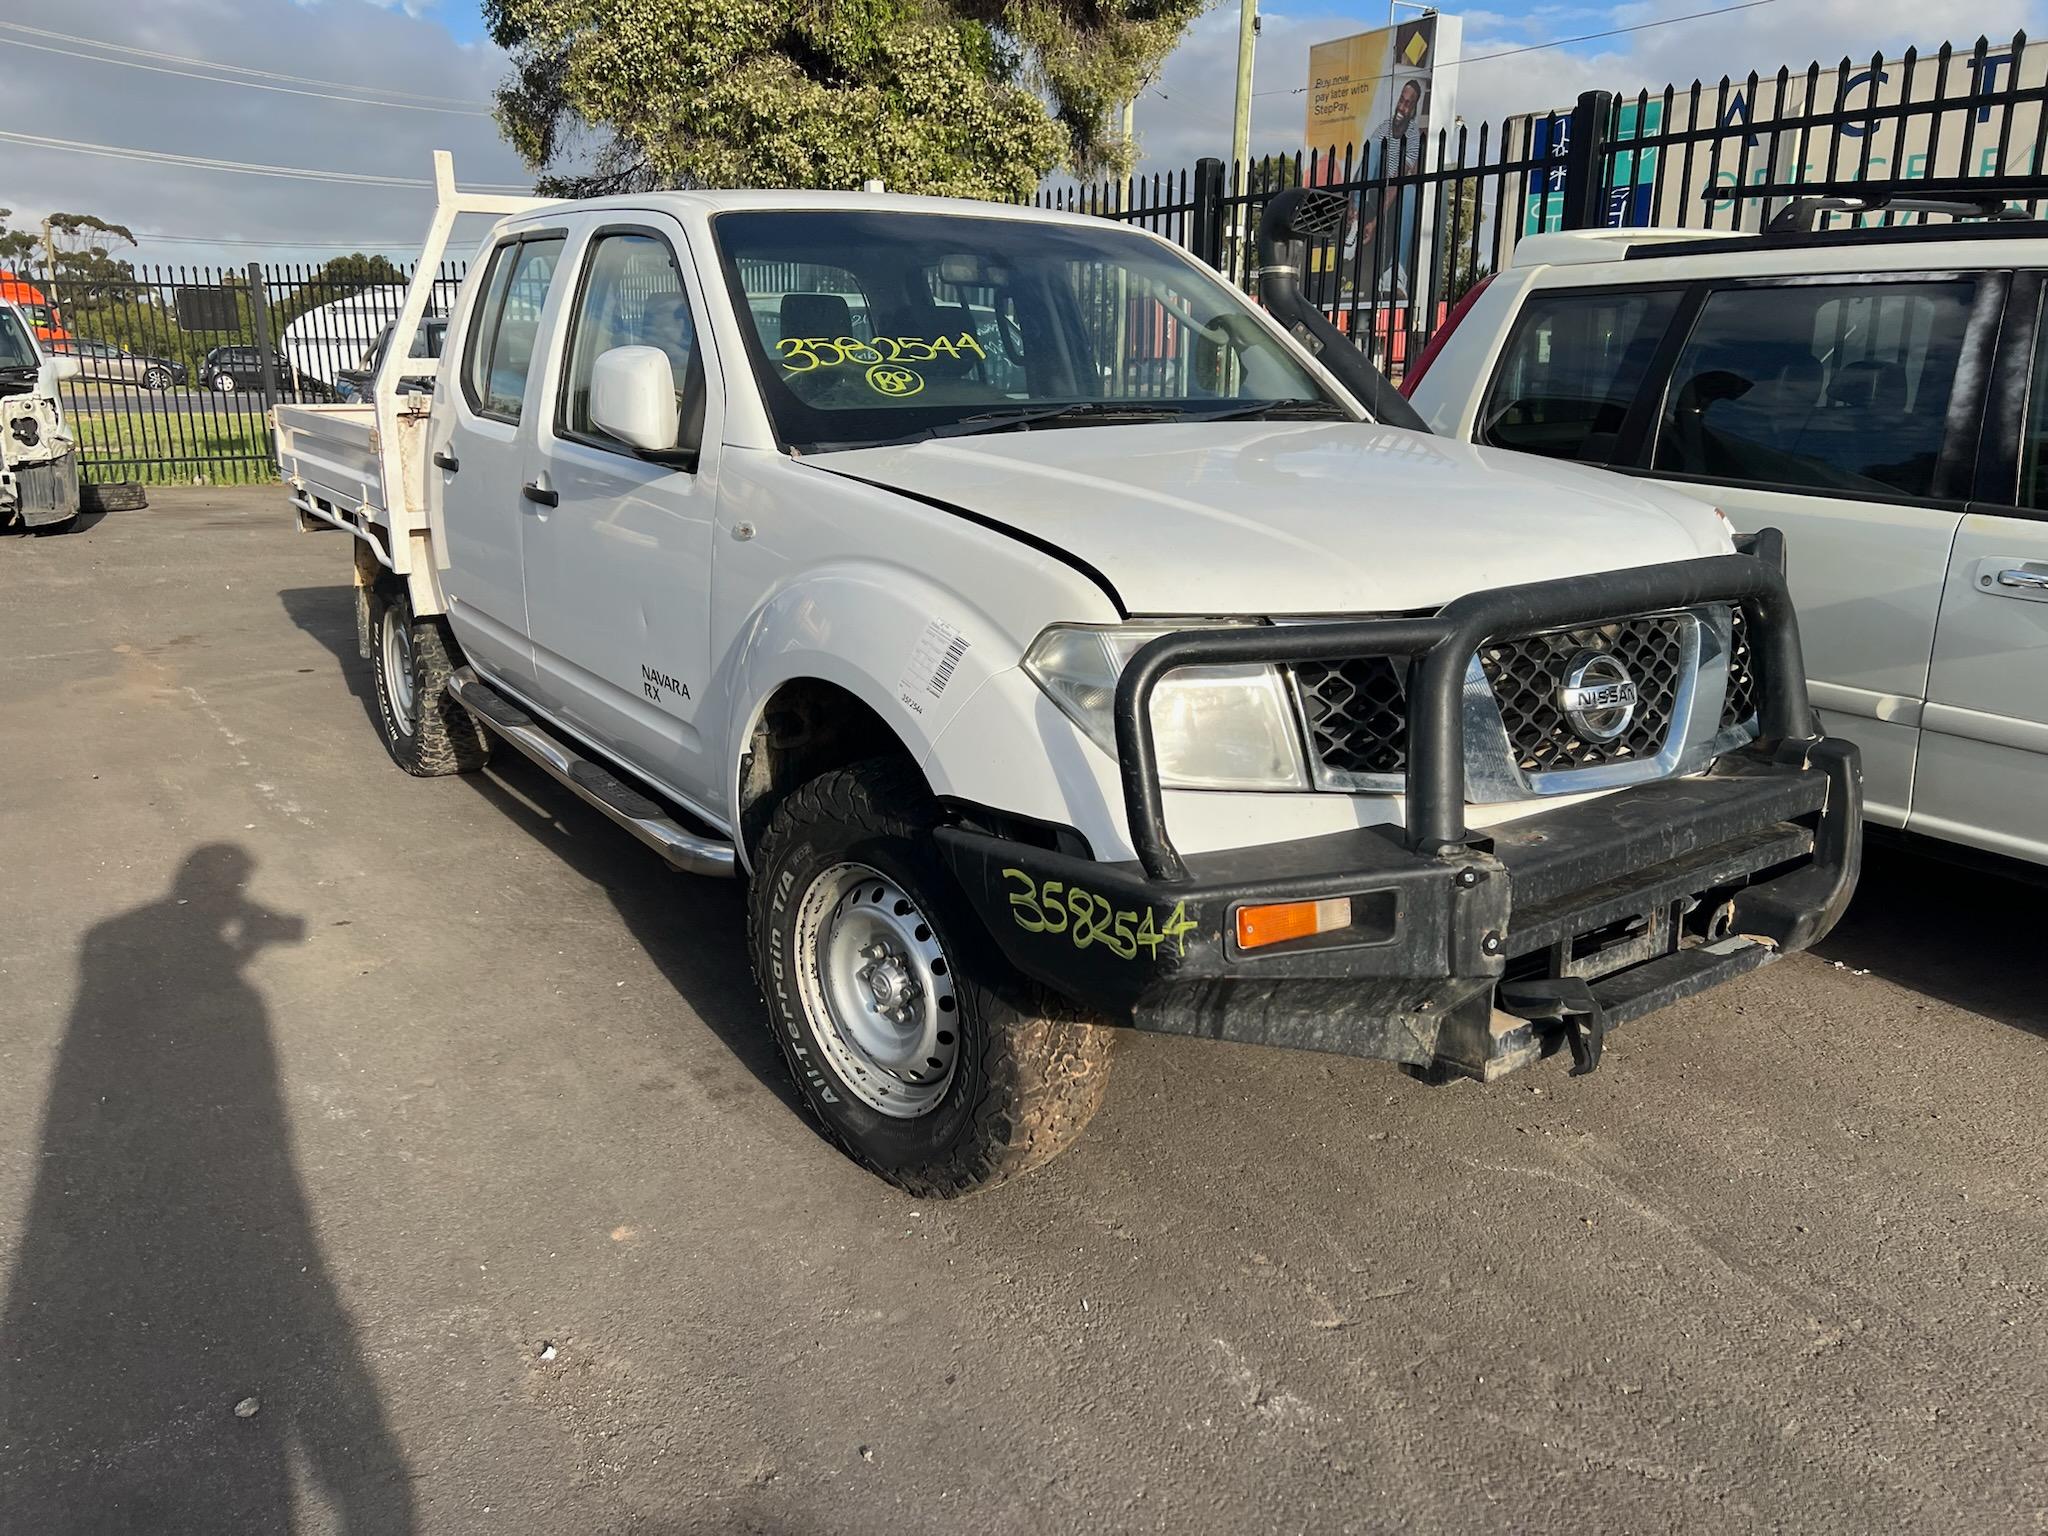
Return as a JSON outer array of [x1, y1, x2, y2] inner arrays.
[[1557, 652, 1639, 743]]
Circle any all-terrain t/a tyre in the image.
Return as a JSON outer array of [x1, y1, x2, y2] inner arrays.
[[369, 582, 490, 777], [749, 759, 1115, 1197]]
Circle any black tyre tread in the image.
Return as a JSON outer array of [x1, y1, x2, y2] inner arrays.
[[749, 758, 1114, 1199], [80, 481, 147, 513], [371, 585, 490, 777]]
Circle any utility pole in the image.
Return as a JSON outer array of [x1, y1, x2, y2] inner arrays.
[[1230, 0, 1258, 184], [1229, 0, 1259, 280], [38, 216, 57, 306]]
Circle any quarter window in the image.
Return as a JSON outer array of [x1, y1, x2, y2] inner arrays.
[[464, 235, 564, 422], [1655, 280, 1973, 500], [560, 232, 697, 447], [1480, 289, 1681, 462]]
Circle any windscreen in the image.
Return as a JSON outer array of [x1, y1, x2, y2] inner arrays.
[[713, 209, 1339, 451], [0, 309, 37, 369]]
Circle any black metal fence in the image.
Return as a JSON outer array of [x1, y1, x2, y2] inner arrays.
[[12, 259, 462, 485], [1038, 30, 2048, 381]]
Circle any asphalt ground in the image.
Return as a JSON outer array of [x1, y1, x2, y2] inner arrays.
[[2, 488, 2043, 1535]]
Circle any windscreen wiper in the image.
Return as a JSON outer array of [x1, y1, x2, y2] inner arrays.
[[927, 401, 1196, 439], [1194, 398, 1356, 422]]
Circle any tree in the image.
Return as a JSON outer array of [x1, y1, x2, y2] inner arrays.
[[0, 208, 137, 299], [483, 0, 1206, 202], [273, 253, 411, 335]]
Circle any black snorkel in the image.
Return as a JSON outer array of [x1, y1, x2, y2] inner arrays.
[[1255, 186, 1430, 432]]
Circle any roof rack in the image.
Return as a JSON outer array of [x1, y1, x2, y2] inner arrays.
[[1703, 178, 2048, 234]]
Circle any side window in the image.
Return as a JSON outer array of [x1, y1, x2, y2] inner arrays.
[[2022, 300, 2048, 509], [463, 235, 565, 422], [560, 232, 696, 445], [1656, 280, 1974, 499], [1481, 289, 1681, 462]]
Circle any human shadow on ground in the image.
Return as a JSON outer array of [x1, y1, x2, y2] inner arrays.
[[278, 583, 798, 1113], [0, 845, 414, 1533], [1813, 837, 2045, 1040]]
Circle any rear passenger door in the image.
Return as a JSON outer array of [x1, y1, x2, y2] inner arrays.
[[1913, 272, 2048, 863], [432, 227, 569, 690], [1641, 275, 1999, 830]]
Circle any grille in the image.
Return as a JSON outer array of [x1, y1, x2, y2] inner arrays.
[[1722, 605, 1758, 727], [1293, 656, 1410, 776], [1291, 612, 1701, 785], [1479, 615, 1688, 772]]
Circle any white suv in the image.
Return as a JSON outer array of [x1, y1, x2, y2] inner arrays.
[[1405, 195, 2048, 868]]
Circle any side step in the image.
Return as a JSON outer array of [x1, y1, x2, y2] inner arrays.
[[445, 667, 736, 879]]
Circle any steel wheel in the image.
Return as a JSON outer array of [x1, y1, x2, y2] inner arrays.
[[379, 605, 417, 738], [792, 862, 959, 1118]]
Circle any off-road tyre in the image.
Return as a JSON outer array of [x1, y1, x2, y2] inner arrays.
[[80, 481, 146, 514], [749, 759, 1115, 1197], [369, 582, 490, 777]]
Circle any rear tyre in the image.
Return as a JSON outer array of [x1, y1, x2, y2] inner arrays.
[[369, 583, 489, 777], [749, 759, 1115, 1197], [141, 366, 171, 391]]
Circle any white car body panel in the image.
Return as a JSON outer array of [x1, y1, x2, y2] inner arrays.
[[1406, 223, 2048, 865], [813, 422, 1731, 615]]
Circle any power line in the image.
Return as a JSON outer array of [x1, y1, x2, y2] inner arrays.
[[133, 234, 429, 250], [1251, 0, 1780, 96], [0, 130, 532, 192], [0, 34, 492, 116], [0, 21, 489, 106]]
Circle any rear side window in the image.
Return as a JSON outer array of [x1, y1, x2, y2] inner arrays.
[[1655, 280, 1973, 500], [559, 232, 696, 446], [1481, 289, 1680, 462], [464, 235, 565, 422]]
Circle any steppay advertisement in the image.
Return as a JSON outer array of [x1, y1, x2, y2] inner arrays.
[[1303, 15, 1463, 303]]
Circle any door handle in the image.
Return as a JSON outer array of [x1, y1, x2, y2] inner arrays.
[[522, 480, 559, 508], [1994, 567, 2048, 591], [433, 448, 459, 473]]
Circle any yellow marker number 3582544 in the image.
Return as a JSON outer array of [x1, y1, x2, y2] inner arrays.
[[1000, 869, 1197, 961]]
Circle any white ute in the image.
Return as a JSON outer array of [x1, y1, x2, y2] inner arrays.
[[275, 163, 1862, 1195]]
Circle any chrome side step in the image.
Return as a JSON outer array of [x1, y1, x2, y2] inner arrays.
[[445, 667, 736, 879]]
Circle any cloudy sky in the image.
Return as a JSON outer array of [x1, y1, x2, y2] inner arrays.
[[0, 0, 2038, 272]]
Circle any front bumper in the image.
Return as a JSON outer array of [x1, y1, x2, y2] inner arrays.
[[938, 737, 1858, 1078], [934, 549, 1863, 1080]]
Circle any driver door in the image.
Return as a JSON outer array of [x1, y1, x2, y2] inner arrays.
[[520, 217, 724, 810]]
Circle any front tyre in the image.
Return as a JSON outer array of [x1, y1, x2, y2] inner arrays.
[[750, 760, 1114, 1197], [369, 583, 489, 777]]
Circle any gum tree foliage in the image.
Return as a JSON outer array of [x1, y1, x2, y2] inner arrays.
[[483, 0, 1205, 201], [0, 210, 139, 302]]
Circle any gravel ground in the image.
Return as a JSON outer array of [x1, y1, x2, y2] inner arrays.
[[1, 488, 2042, 1535]]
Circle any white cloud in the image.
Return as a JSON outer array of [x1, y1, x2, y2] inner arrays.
[[2, 0, 526, 270]]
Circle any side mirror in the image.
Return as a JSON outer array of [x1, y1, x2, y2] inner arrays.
[[591, 346, 680, 453], [49, 354, 81, 382]]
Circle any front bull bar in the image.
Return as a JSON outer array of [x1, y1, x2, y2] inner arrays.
[[1112, 543, 1814, 881]]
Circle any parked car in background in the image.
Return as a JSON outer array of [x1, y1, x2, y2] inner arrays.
[[334, 315, 446, 402], [0, 300, 81, 533], [47, 337, 187, 391], [1404, 187, 2048, 870], [203, 345, 313, 396]]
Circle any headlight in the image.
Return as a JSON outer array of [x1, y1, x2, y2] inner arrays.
[[1023, 623, 1310, 790]]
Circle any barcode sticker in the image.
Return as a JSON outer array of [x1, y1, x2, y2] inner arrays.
[[898, 619, 971, 716]]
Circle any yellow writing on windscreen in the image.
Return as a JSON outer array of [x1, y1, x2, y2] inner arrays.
[[777, 333, 987, 372]]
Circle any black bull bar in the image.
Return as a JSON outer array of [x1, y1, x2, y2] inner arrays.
[[1113, 547, 1814, 882]]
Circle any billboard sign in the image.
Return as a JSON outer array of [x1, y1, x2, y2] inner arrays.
[[1303, 15, 1463, 301]]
